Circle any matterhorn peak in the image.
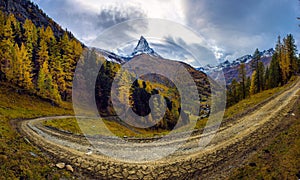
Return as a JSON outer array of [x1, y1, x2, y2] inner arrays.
[[134, 36, 149, 51], [131, 36, 160, 57]]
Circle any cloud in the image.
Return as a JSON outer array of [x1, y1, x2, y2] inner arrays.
[[184, 0, 300, 61], [95, 7, 146, 31], [31, 0, 147, 44], [31, 0, 299, 64]]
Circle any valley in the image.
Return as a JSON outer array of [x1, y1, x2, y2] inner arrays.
[[0, 0, 299, 179], [13, 77, 300, 179]]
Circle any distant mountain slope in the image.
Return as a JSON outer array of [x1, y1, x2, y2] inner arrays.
[[95, 36, 212, 102], [200, 49, 274, 84], [0, 0, 76, 39], [95, 36, 161, 64]]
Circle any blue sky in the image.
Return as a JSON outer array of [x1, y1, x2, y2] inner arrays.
[[31, 0, 299, 65]]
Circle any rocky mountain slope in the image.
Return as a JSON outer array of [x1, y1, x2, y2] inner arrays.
[[199, 49, 274, 84], [0, 0, 76, 38]]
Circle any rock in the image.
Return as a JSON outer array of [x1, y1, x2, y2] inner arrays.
[[85, 151, 93, 155], [66, 165, 74, 173], [56, 163, 65, 169]]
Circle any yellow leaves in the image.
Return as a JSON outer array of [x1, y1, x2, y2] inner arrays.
[[250, 70, 257, 96]]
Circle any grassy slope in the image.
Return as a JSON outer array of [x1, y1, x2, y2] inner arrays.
[[0, 83, 74, 179], [228, 95, 300, 179]]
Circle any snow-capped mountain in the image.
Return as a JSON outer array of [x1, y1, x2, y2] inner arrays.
[[95, 36, 160, 63], [131, 36, 160, 57], [200, 48, 275, 74], [95, 48, 127, 64], [200, 48, 275, 84]]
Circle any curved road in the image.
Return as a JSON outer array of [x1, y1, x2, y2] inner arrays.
[[15, 78, 300, 179]]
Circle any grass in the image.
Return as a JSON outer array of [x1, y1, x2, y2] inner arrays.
[[43, 117, 174, 138], [0, 83, 74, 179], [43, 117, 140, 137], [228, 96, 300, 180], [224, 77, 297, 120]]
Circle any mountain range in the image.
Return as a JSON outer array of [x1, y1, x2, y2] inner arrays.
[[97, 36, 275, 85], [200, 49, 274, 84]]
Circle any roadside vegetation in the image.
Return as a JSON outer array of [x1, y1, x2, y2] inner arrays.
[[227, 34, 299, 107], [228, 95, 300, 180], [0, 83, 74, 179]]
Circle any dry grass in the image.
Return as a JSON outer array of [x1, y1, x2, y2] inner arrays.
[[0, 83, 74, 179], [228, 98, 300, 179]]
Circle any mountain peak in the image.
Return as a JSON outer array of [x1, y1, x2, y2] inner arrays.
[[131, 36, 159, 57], [134, 36, 150, 52]]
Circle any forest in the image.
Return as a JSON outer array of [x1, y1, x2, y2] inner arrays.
[[0, 11, 83, 104], [227, 34, 299, 107]]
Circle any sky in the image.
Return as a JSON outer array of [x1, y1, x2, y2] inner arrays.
[[31, 0, 299, 66]]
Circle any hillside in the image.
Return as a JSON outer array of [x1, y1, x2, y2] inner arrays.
[[84, 51, 212, 130], [0, 83, 74, 179], [0, 8, 83, 103], [0, 0, 74, 38], [0, 0, 212, 131]]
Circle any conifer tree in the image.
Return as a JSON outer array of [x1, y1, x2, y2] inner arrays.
[[37, 27, 49, 68], [251, 49, 264, 93], [250, 71, 257, 96], [60, 32, 74, 100], [230, 78, 239, 103], [284, 34, 297, 77], [246, 76, 251, 97], [264, 66, 270, 90], [23, 19, 38, 61], [37, 60, 61, 103], [19, 43, 34, 90], [238, 63, 247, 99], [0, 14, 16, 81], [269, 52, 282, 88], [258, 62, 265, 91]]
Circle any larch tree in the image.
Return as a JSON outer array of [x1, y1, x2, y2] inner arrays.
[[23, 19, 38, 61], [238, 63, 247, 99], [19, 43, 34, 90], [245, 76, 251, 97], [251, 49, 263, 93], [269, 51, 282, 88], [264, 66, 270, 90], [258, 61, 265, 91], [249, 71, 257, 96], [37, 59, 61, 103], [283, 34, 297, 77], [60, 32, 74, 100], [37, 27, 49, 68], [0, 14, 15, 81]]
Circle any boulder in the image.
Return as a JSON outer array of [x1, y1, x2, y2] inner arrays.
[[55, 162, 65, 169], [66, 165, 74, 173]]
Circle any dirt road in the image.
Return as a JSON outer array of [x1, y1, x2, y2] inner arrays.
[[15, 78, 300, 179]]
